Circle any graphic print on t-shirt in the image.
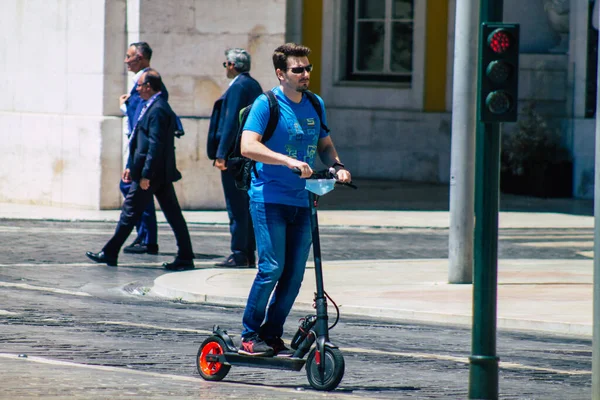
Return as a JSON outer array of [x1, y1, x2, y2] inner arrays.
[[285, 118, 320, 165]]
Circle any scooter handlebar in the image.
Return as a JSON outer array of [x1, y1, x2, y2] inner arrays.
[[291, 167, 357, 189]]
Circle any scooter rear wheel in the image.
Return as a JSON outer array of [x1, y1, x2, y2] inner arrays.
[[197, 336, 231, 381], [306, 347, 345, 391]]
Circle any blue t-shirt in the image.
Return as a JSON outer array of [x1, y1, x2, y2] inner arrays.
[[243, 86, 330, 207]]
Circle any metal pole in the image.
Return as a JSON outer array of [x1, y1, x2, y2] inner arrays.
[[285, 0, 304, 43], [448, 0, 480, 284], [469, 0, 503, 398], [470, 123, 501, 400], [592, 6, 600, 396]]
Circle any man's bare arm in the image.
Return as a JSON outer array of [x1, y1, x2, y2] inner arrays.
[[240, 130, 313, 177]]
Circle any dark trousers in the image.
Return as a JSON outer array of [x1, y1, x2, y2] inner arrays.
[[119, 179, 157, 245], [103, 180, 194, 260], [221, 170, 255, 263]]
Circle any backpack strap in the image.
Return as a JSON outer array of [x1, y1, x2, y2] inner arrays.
[[304, 91, 330, 133], [261, 90, 280, 142], [250, 90, 280, 180]]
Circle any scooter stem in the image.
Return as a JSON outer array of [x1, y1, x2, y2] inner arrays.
[[309, 192, 330, 380], [309, 192, 326, 299]]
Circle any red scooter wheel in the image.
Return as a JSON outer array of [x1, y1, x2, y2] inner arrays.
[[197, 336, 231, 381]]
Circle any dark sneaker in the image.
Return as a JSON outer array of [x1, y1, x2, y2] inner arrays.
[[238, 334, 274, 357], [265, 337, 293, 357]]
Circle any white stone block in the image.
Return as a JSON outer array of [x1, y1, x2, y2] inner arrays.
[[103, 1, 128, 117], [67, 74, 105, 115], [194, 0, 285, 34], [66, 0, 105, 75], [140, 0, 196, 33], [0, 113, 24, 200], [329, 109, 451, 182], [163, 74, 223, 117], [103, 73, 128, 116], [11, 2, 68, 114], [0, 111, 125, 208], [518, 69, 567, 102], [99, 117, 124, 209]]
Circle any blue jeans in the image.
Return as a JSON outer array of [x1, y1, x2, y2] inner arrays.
[[242, 201, 312, 339]]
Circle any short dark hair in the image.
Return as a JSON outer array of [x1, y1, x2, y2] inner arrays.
[[272, 43, 311, 71], [131, 42, 153, 61], [142, 69, 162, 91]]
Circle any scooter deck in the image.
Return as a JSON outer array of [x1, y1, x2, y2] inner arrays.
[[207, 352, 306, 372]]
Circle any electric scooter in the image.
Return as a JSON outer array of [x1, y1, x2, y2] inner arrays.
[[196, 168, 356, 391]]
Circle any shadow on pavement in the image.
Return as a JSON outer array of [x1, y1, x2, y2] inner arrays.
[[318, 179, 594, 216]]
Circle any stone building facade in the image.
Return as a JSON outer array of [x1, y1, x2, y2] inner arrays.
[[0, 0, 595, 209]]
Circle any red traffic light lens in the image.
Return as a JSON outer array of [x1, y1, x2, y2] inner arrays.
[[488, 29, 511, 54]]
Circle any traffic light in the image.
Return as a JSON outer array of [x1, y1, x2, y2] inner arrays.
[[478, 23, 520, 123]]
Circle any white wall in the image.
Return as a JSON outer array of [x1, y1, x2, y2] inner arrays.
[[0, 0, 287, 209], [0, 0, 126, 208]]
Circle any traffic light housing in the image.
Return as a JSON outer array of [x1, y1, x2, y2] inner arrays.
[[478, 23, 520, 123]]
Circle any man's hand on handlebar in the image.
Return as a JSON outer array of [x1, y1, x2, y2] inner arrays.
[[334, 168, 352, 183], [287, 159, 313, 178]]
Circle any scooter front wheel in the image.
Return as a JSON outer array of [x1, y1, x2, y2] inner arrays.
[[306, 347, 345, 391], [197, 336, 231, 381]]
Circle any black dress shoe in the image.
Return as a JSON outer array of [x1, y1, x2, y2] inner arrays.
[[86, 251, 117, 267], [163, 258, 195, 271], [123, 242, 159, 255], [214, 255, 253, 268]]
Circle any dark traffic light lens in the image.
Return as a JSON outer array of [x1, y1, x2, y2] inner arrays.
[[485, 90, 512, 114], [486, 60, 511, 84], [488, 29, 511, 54]]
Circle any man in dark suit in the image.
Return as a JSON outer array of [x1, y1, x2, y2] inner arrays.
[[118, 42, 167, 255], [207, 48, 262, 268], [87, 69, 195, 271]]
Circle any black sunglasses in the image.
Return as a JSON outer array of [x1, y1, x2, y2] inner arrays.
[[223, 61, 232, 68], [287, 64, 313, 74]]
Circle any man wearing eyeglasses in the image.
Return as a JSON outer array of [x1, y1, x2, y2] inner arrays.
[[87, 69, 195, 271], [207, 48, 263, 268], [236, 43, 352, 356], [117, 42, 168, 256]]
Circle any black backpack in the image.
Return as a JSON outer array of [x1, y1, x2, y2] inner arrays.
[[227, 90, 330, 191]]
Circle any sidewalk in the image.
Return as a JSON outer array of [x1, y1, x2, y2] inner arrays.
[[1, 179, 596, 337]]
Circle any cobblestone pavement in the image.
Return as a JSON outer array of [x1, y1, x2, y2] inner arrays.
[[0, 219, 594, 399], [0, 219, 594, 265]]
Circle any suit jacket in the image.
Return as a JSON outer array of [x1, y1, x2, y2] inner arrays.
[[206, 72, 262, 160], [128, 95, 181, 184], [126, 75, 169, 133]]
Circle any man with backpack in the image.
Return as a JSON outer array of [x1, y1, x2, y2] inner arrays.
[[207, 48, 263, 268], [236, 43, 351, 356]]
